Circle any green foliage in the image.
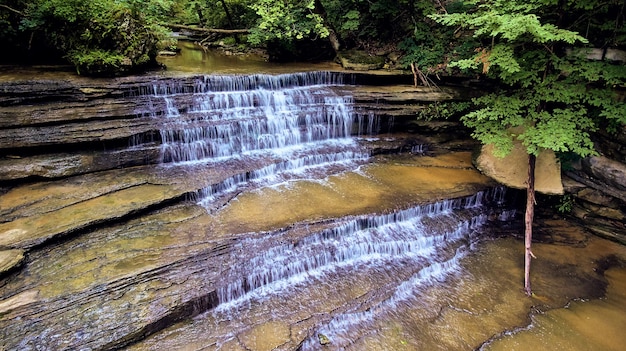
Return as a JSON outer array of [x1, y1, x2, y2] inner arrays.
[[68, 49, 128, 76], [248, 0, 328, 44], [0, 1, 27, 49], [175, 0, 256, 28], [557, 151, 581, 171], [431, 0, 625, 159], [398, 20, 447, 72], [557, 194, 574, 214], [1, 0, 172, 74], [340, 10, 360, 33], [417, 101, 472, 121]]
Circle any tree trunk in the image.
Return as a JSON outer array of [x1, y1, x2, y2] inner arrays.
[[195, 4, 205, 25], [0, 4, 25, 16], [163, 24, 250, 34], [218, 0, 240, 43], [313, 0, 341, 53], [218, 0, 235, 29], [524, 153, 536, 296], [410, 63, 429, 87]]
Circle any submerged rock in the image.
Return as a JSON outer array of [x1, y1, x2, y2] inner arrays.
[[318, 333, 330, 345]]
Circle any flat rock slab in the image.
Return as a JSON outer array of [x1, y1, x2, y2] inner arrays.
[[0, 183, 183, 248], [0, 156, 276, 249], [0, 147, 161, 182], [345, 84, 467, 102], [0, 249, 24, 275]]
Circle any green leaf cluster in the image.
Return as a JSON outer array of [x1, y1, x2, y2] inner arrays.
[[248, 0, 328, 44], [431, 0, 625, 159], [175, 0, 257, 29]]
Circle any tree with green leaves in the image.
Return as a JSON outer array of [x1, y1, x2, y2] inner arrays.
[[248, 0, 330, 44], [1, 0, 174, 75], [431, 0, 626, 295]]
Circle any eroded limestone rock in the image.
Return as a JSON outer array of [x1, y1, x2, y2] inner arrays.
[[475, 143, 564, 195], [582, 156, 626, 192]]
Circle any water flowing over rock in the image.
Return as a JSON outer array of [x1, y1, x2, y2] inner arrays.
[[1, 70, 522, 350], [0, 72, 469, 183]]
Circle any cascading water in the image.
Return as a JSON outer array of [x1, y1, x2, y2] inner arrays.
[[3, 66, 616, 351], [124, 72, 518, 349], [85, 70, 519, 350], [142, 72, 375, 207], [129, 187, 516, 350], [215, 189, 503, 310]]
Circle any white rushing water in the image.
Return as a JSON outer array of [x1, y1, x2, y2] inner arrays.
[[214, 190, 498, 307], [203, 188, 514, 344], [144, 72, 378, 207], [134, 71, 518, 349], [114, 72, 522, 350]]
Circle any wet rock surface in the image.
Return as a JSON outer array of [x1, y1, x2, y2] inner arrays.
[[0, 69, 624, 351], [0, 249, 23, 276], [0, 151, 499, 350], [0, 71, 494, 350], [0, 72, 469, 183]]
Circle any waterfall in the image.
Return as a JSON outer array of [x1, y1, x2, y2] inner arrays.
[[132, 72, 518, 348], [148, 72, 362, 163], [143, 72, 376, 207], [211, 188, 512, 315]]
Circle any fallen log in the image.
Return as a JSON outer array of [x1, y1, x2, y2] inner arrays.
[[163, 23, 250, 34]]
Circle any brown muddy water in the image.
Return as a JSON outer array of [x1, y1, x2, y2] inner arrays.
[[124, 156, 626, 351], [157, 41, 344, 75]]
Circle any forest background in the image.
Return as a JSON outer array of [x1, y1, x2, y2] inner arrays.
[[0, 0, 621, 77]]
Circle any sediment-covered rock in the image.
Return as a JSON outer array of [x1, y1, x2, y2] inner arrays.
[[0, 70, 624, 351], [0, 249, 24, 276], [0, 151, 499, 350]]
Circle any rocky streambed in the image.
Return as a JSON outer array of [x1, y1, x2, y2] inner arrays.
[[0, 69, 625, 351]]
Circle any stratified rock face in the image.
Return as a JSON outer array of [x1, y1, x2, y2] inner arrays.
[[582, 156, 626, 193], [0, 72, 469, 183], [475, 143, 564, 195], [1, 70, 624, 351], [475, 139, 626, 244], [563, 155, 626, 244]]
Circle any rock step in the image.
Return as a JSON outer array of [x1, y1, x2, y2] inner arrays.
[[0, 154, 288, 248], [0, 249, 24, 276], [0, 152, 496, 350]]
